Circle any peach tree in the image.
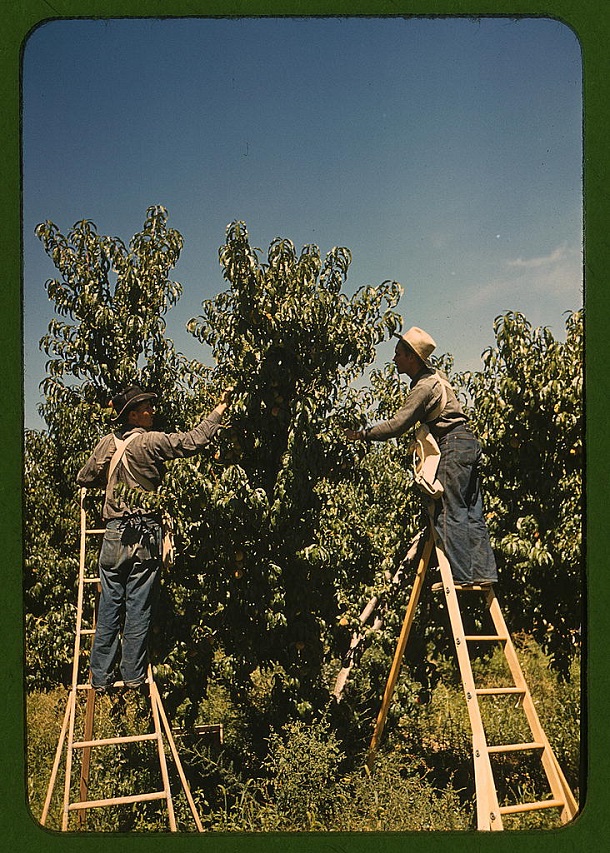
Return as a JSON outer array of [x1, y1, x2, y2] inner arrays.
[[25, 206, 196, 686], [464, 310, 583, 677], [25, 211, 406, 735], [156, 220, 404, 725]]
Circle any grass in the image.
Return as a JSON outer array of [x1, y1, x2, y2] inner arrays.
[[26, 635, 580, 832]]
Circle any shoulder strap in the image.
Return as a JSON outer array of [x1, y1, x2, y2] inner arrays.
[[108, 432, 156, 492], [424, 372, 451, 423], [108, 432, 140, 481]]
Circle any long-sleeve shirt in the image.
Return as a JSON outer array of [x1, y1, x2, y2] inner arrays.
[[365, 367, 467, 441], [76, 410, 223, 519]]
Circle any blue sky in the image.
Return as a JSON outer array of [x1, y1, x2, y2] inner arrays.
[[22, 15, 583, 430]]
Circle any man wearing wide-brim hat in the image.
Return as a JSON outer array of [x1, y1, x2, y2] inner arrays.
[[346, 326, 497, 586], [76, 383, 232, 693]]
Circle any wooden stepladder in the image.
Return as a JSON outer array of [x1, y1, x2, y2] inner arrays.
[[40, 488, 204, 832], [366, 520, 578, 831]]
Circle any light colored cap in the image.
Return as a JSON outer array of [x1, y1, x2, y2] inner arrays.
[[393, 326, 436, 364]]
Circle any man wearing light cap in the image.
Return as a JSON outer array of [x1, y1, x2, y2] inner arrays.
[[346, 327, 497, 586], [76, 383, 231, 693]]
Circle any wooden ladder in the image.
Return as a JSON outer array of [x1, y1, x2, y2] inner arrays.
[[366, 520, 578, 831], [40, 488, 204, 832]]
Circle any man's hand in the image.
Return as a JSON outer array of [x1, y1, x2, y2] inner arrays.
[[214, 387, 234, 416], [219, 387, 234, 407], [345, 428, 365, 442]]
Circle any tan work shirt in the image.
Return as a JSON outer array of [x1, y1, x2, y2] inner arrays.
[[365, 366, 467, 441], [76, 411, 223, 519]]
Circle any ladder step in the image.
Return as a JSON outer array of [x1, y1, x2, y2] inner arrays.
[[464, 635, 507, 642], [83, 577, 101, 583], [79, 628, 96, 635], [487, 741, 545, 754], [475, 687, 525, 695], [499, 798, 565, 816], [73, 733, 159, 748], [85, 529, 106, 534], [67, 790, 168, 810]]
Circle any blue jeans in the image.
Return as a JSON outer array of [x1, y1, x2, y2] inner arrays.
[[90, 516, 162, 688], [434, 428, 498, 584]]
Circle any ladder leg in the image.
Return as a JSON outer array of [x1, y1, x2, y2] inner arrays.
[[433, 535, 502, 830], [61, 690, 79, 831], [153, 674, 204, 832], [485, 590, 578, 822], [366, 529, 435, 768], [40, 695, 71, 826], [148, 676, 177, 831]]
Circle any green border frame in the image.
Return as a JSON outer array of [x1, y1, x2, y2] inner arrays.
[[3, 1, 606, 850]]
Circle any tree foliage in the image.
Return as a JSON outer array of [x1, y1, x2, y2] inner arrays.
[[152, 220, 404, 724], [35, 205, 193, 435], [464, 310, 583, 675], [25, 208, 582, 763], [26, 206, 196, 688]]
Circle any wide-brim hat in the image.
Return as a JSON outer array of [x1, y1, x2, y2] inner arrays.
[[393, 326, 436, 365], [109, 385, 157, 421]]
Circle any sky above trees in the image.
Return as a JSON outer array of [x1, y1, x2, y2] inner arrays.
[[22, 15, 583, 429]]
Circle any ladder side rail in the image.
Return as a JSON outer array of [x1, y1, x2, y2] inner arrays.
[[60, 690, 79, 831], [70, 489, 90, 691], [40, 696, 71, 826], [42, 488, 94, 827], [485, 592, 578, 822], [434, 536, 502, 831], [60, 490, 94, 830], [78, 489, 100, 827], [153, 674, 205, 832], [366, 529, 435, 768], [148, 674, 177, 831]]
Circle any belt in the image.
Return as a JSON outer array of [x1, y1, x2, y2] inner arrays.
[[435, 423, 473, 442], [106, 512, 162, 528]]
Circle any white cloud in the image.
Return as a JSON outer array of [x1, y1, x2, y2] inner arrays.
[[507, 244, 571, 270], [464, 243, 583, 312]]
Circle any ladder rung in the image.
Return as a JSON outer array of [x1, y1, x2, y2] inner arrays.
[[85, 529, 106, 534], [499, 798, 565, 816], [464, 635, 507, 642], [79, 628, 96, 635], [73, 733, 158, 748], [487, 741, 545, 754], [475, 687, 525, 695], [67, 790, 167, 810], [76, 681, 128, 690], [83, 577, 101, 584]]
